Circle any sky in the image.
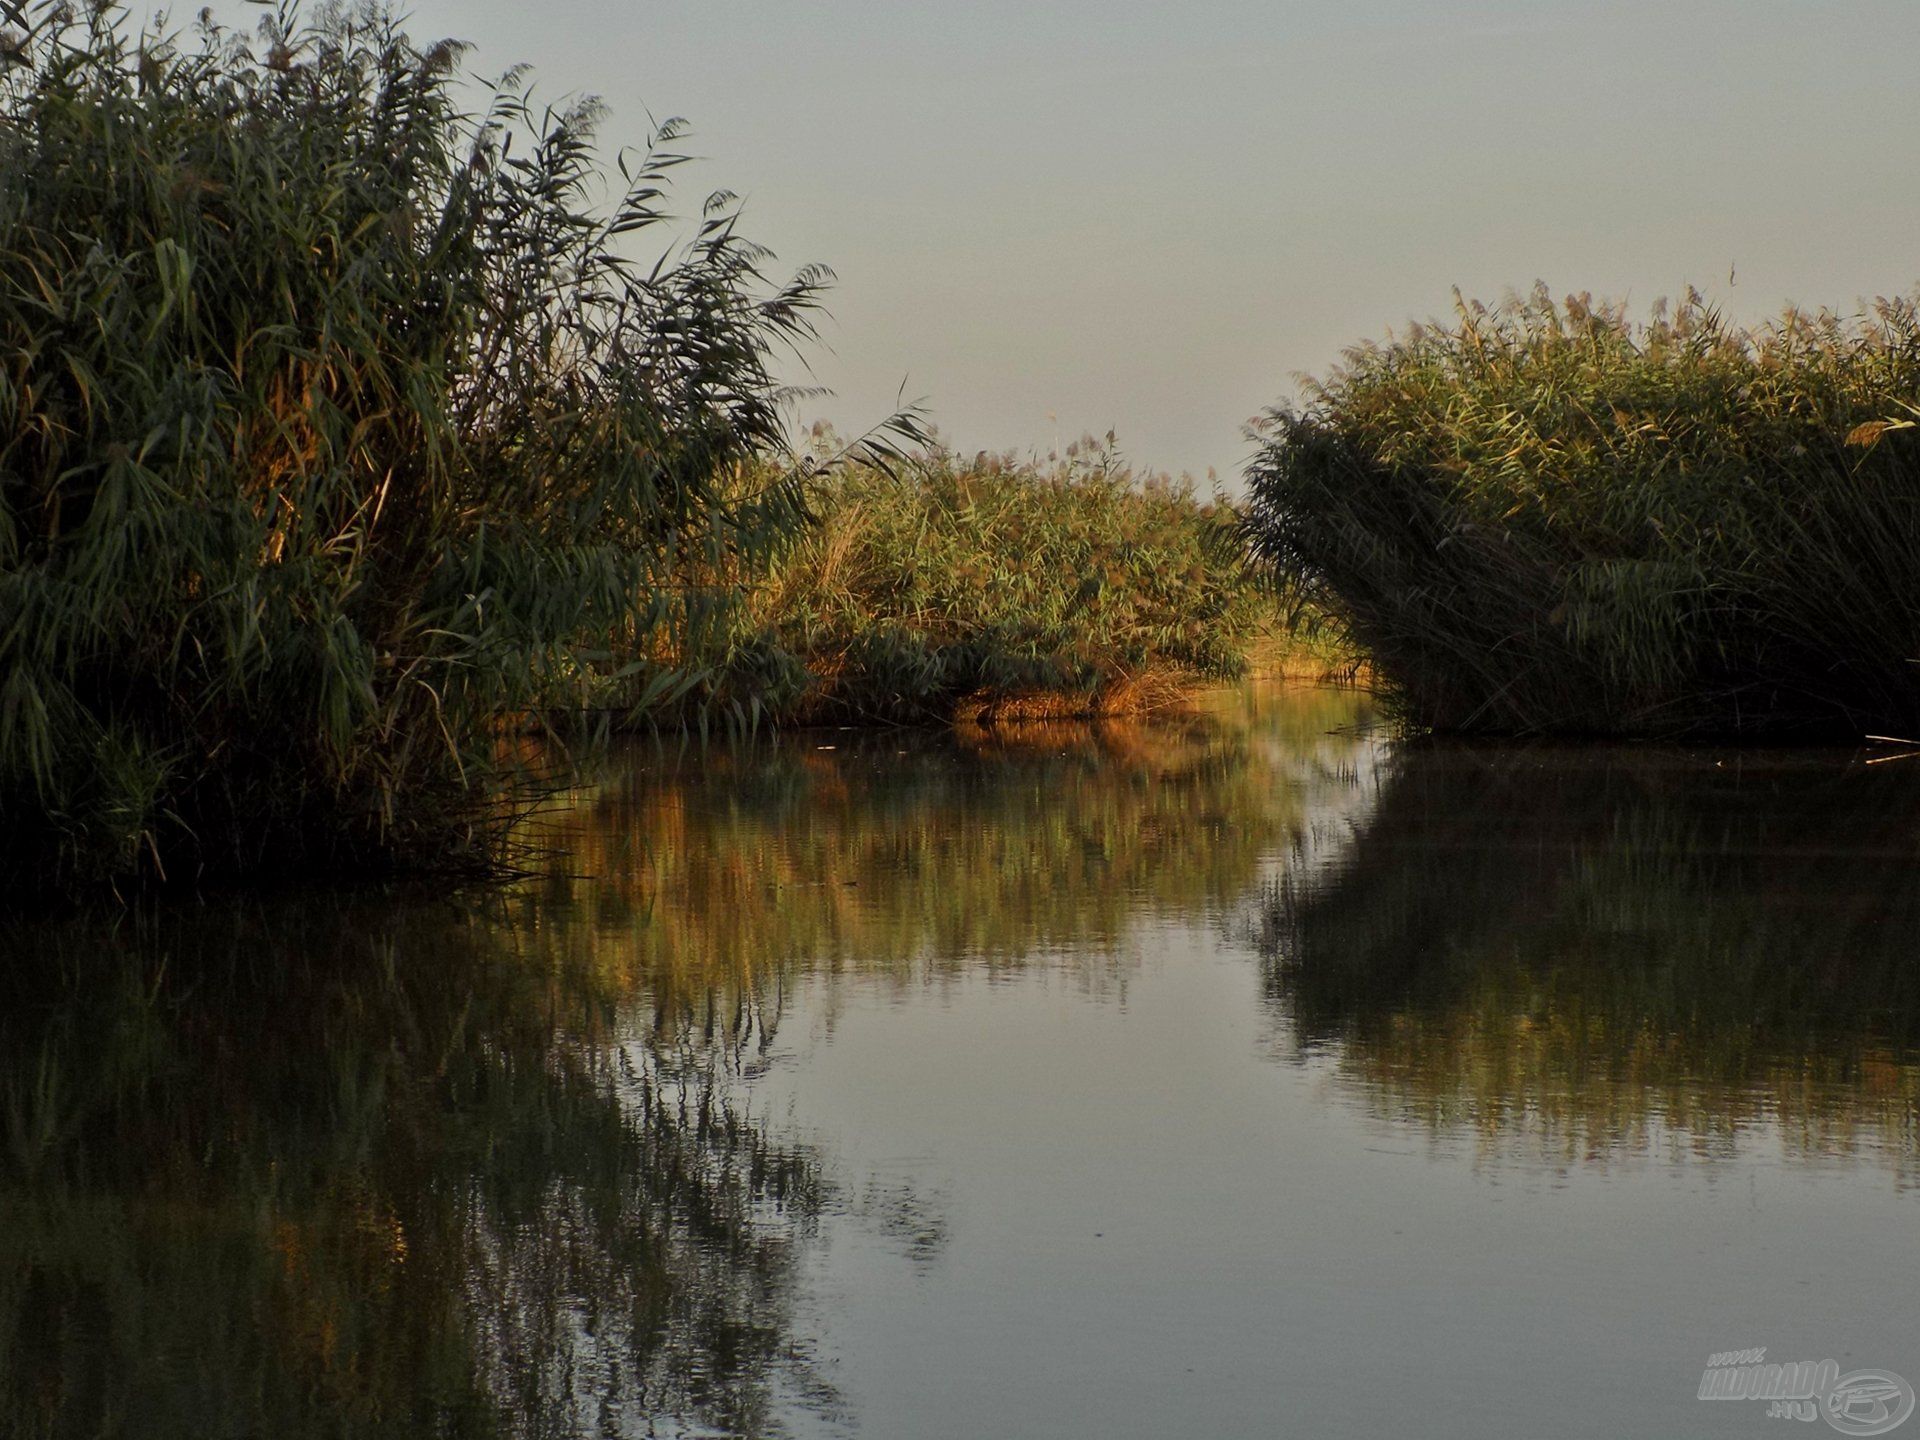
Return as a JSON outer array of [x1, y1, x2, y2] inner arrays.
[[267, 1, 1920, 483]]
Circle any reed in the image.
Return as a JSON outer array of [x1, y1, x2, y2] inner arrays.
[[0, 3, 831, 894], [1244, 286, 1920, 736], [617, 435, 1279, 725]]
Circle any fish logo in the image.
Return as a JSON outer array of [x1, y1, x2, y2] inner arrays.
[[1824, 1370, 1916, 1437]]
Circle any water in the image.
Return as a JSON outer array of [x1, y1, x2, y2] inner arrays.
[[5, 684, 1919, 1438]]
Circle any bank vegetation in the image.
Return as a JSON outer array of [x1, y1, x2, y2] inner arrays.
[[1245, 287, 1920, 737], [0, 4, 1274, 899]]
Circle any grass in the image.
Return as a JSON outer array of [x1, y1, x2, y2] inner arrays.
[[610, 434, 1284, 727], [1244, 285, 1920, 737]]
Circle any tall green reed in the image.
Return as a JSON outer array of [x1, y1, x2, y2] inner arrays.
[[1245, 286, 1920, 736], [0, 2, 837, 894]]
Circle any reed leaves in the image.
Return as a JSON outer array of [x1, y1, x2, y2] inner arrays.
[[0, 3, 828, 894], [624, 436, 1274, 725], [1244, 286, 1920, 736]]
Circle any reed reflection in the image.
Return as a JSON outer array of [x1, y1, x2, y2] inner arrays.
[[1257, 744, 1920, 1178], [0, 899, 838, 1440], [0, 685, 1377, 1439], [536, 685, 1377, 1023]]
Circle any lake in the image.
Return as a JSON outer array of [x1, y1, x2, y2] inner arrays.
[[4, 682, 1918, 1438]]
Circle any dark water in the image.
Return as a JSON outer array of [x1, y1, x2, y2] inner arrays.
[[5, 685, 1919, 1438]]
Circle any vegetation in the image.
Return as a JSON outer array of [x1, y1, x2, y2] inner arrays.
[[0, 3, 1280, 902], [613, 435, 1280, 727], [1245, 287, 1920, 737], [0, 2, 833, 896]]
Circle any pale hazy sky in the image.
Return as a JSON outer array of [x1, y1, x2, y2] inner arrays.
[[325, 2, 1920, 480]]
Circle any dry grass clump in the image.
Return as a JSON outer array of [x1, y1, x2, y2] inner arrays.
[[1245, 285, 1920, 736]]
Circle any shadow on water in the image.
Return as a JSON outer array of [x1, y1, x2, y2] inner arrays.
[[0, 898, 838, 1440], [1255, 741, 1920, 1176]]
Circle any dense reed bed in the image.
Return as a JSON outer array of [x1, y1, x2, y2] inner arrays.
[[589, 435, 1280, 729], [0, 5, 1282, 901], [1245, 287, 1920, 737], [0, 3, 842, 895], [734, 438, 1272, 722]]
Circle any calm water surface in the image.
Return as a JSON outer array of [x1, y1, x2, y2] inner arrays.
[[5, 684, 1920, 1438]]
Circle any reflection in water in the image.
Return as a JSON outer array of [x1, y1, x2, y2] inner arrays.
[[1258, 743, 1920, 1177], [0, 902, 835, 1439], [0, 686, 1369, 1439], [532, 684, 1374, 1019], [7, 686, 1920, 1437]]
